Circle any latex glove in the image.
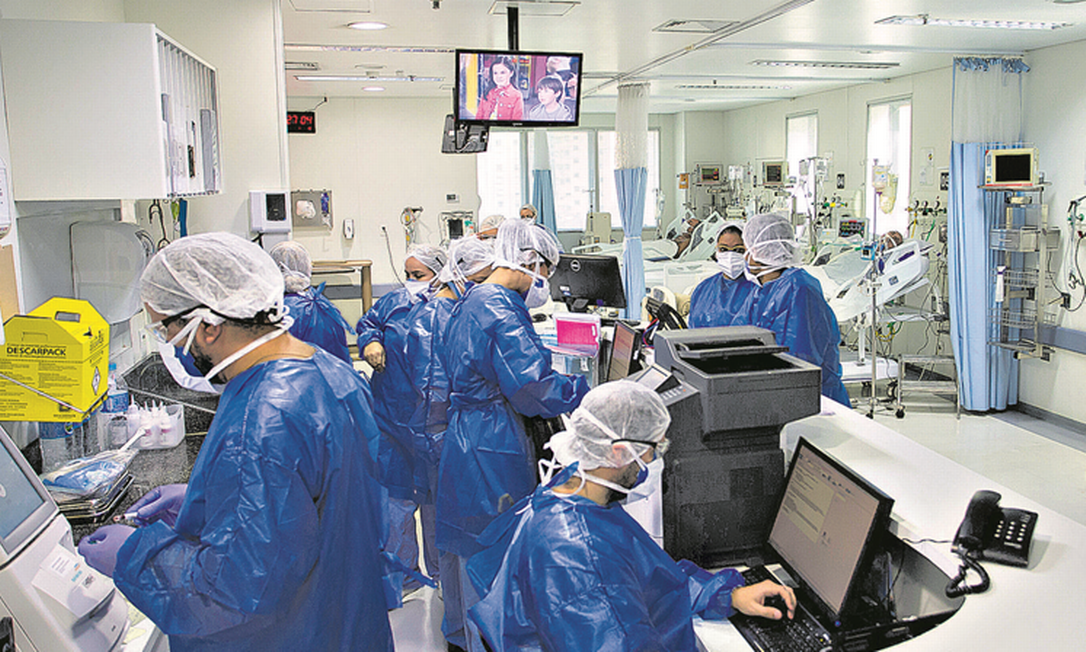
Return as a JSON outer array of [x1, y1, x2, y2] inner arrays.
[[129, 483, 187, 527], [732, 580, 797, 620], [78, 525, 136, 578], [364, 341, 386, 372]]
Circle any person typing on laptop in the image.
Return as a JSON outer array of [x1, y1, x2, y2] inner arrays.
[[464, 380, 796, 651]]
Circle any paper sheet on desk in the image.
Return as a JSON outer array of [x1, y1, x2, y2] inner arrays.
[[694, 616, 749, 652]]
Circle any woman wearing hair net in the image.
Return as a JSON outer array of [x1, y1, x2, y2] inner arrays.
[[689, 220, 756, 328], [438, 219, 590, 651], [78, 233, 392, 651], [735, 213, 850, 405], [269, 240, 352, 363], [464, 381, 796, 651], [402, 237, 495, 646], [356, 242, 447, 601]]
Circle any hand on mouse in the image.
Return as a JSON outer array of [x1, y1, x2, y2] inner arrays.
[[732, 580, 796, 620]]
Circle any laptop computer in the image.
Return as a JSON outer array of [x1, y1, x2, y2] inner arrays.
[[730, 437, 897, 652]]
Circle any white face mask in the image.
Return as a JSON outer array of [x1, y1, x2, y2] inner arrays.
[[404, 279, 430, 297], [156, 340, 222, 394], [524, 275, 551, 309], [715, 251, 746, 279], [623, 456, 664, 504]]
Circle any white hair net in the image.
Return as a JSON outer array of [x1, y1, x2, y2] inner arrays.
[[406, 244, 448, 275], [438, 237, 495, 287], [743, 212, 798, 268], [548, 380, 671, 470], [140, 232, 286, 322], [714, 220, 745, 242], [493, 219, 560, 273], [520, 203, 538, 220], [480, 214, 506, 232], [269, 240, 313, 294]]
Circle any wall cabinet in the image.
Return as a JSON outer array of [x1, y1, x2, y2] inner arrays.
[[0, 20, 221, 201]]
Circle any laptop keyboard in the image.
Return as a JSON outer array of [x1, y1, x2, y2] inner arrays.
[[734, 567, 835, 652]]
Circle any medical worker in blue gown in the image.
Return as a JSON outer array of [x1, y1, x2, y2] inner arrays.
[[357, 243, 447, 598], [269, 240, 352, 363], [737, 212, 851, 405], [688, 221, 756, 328], [403, 236, 495, 646], [466, 381, 796, 652], [77, 233, 392, 652], [439, 219, 590, 651]]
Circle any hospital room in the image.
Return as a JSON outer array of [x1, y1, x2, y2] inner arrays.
[[2, 0, 1086, 650]]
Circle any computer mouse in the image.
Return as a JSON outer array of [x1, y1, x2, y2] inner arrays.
[[763, 594, 791, 620]]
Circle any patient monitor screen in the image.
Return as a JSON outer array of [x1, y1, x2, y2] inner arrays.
[[768, 441, 887, 616], [0, 442, 47, 551]]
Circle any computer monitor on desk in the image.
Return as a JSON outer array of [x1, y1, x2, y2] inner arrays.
[[549, 254, 627, 313]]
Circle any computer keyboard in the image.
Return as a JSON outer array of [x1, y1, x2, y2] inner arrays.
[[734, 567, 835, 652]]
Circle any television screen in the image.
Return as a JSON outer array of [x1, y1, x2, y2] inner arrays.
[[455, 49, 582, 127]]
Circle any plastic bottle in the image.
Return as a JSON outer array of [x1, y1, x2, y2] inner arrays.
[[39, 421, 82, 473], [100, 362, 131, 450]]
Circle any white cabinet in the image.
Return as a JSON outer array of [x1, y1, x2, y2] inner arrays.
[[0, 20, 221, 201]]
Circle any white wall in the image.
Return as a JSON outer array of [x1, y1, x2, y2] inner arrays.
[[1020, 39, 1086, 425], [286, 96, 479, 289], [286, 100, 679, 289]]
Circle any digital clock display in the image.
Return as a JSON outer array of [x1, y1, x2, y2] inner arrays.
[[287, 111, 316, 134]]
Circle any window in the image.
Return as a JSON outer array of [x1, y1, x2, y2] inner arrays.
[[866, 99, 912, 234], [786, 113, 818, 215], [598, 130, 660, 232], [476, 131, 523, 221], [528, 131, 591, 232], [479, 128, 660, 232]]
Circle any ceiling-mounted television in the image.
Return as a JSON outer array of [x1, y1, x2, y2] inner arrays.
[[455, 49, 582, 128]]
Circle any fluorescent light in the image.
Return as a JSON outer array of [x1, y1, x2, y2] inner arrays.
[[362, 86, 385, 92], [676, 83, 793, 90], [285, 43, 454, 54], [295, 75, 443, 82], [347, 21, 388, 30], [750, 60, 899, 70], [284, 61, 319, 71], [877, 14, 1071, 30]]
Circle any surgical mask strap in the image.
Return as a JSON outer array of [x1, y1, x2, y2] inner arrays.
[[168, 311, 219, 357], [202, 325, 289, 382], [580, 468, 632, 496]]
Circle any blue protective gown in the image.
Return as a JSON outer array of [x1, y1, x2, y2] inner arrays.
[[734, 267, 850, 405], [688, 273, 757, 329], [284, 283, 352, 363], [357, 287, 425, 500], [466, 465, 745, 652], [113, 349, 392, 652], [438, 283, 590, 558], [404, 294, 456, 504]]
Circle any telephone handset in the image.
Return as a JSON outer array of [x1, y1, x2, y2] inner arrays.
[[953, 490, 1038, 568]]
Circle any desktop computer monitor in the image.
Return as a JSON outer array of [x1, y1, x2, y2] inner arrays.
[[549, 254, 627, 313], [607, 321, 641, 381]]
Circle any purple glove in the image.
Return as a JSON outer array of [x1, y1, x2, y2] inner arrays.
[[129, 483, 188, 527], [78, 524, 136, 578]]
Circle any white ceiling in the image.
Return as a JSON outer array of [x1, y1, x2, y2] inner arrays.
[[283, 0, 1086, 113]]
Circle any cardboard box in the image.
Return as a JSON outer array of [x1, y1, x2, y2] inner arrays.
[[0, 298, 109, 422]]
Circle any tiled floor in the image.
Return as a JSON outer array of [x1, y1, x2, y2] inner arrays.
[[390, 390, 1086, 650]]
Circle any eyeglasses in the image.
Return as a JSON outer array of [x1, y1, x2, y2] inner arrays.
[[615, 438, 670, 457], [145, 310, 192, 343], [716, 244, 746, 254]]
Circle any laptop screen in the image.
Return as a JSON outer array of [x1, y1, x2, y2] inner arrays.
[[768, 438, 894, 618]]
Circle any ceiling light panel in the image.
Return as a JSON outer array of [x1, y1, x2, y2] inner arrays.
[[285, 61, 319, 71], [751, 60, 899, 70], [877, 15, 1071, 30], [675, 83, 793, 90], [489, 1, 579, 17], [286, 44, 454, 54], [295, 75, 444, 82], [653, 19, 740, 34]]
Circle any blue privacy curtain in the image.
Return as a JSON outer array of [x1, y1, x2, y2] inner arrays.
[[614, 83, 650, 319], [948, 57, 1028, 411], [530, 130, 558, 233]]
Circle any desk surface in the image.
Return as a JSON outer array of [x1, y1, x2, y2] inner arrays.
[[695, 397, 1086, 651]]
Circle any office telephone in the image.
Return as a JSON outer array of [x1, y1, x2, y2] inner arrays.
[[953, 489, 1037, 568]]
